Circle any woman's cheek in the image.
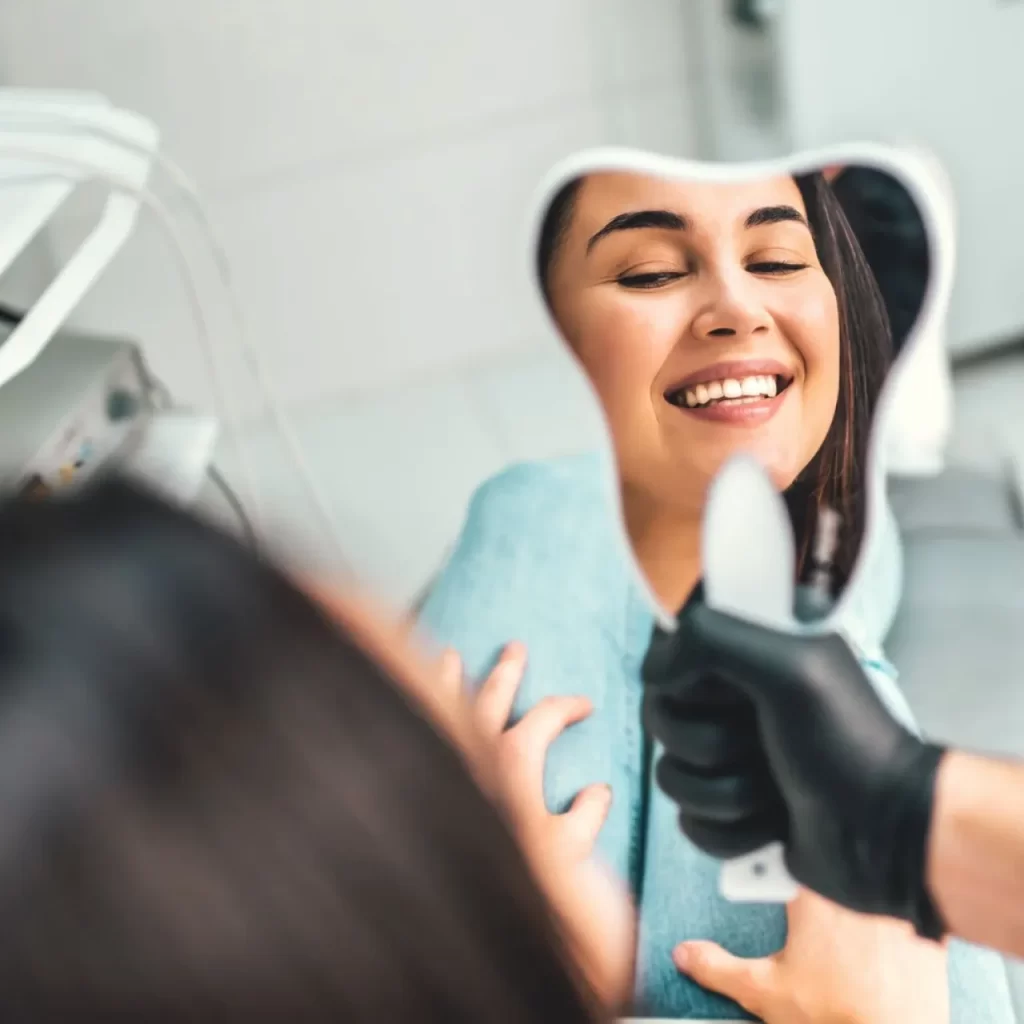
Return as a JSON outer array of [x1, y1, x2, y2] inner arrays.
[[577, 305, 669, 409], [777, 285, 841, 380]]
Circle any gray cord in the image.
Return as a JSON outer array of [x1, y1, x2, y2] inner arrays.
[[206, 463, 258, 550]]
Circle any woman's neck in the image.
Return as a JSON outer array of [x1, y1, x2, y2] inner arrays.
[[622, 488, 702, 615]]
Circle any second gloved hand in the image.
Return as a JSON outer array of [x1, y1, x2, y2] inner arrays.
[[642, 601, 948, 940]]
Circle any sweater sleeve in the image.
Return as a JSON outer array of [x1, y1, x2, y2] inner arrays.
[[417, 453, 637, 687]]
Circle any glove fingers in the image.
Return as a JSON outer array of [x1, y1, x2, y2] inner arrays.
[[678, 809, 787, 860], [644, 691, 760, 770], [689, 603, 802, 694], [655, 753, 777, 824]]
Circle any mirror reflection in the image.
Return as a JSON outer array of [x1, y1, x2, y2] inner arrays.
[[535, 165, 926, 616]]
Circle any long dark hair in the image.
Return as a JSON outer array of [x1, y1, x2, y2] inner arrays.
[[790, 173, 892, 589], [0, 477, 601, 1022], [537, 172, 893, 591]]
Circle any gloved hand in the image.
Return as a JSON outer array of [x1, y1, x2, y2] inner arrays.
[[642, 598, 948, 940]]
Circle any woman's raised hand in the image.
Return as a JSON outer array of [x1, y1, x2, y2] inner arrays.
[[439, 644, 636, 1011]]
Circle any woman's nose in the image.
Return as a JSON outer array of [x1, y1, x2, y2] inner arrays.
[[689, 275, 771, 342]]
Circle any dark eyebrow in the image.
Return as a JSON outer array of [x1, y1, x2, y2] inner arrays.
[[586, 209, 687, 253], [745, 205, 808, 229]]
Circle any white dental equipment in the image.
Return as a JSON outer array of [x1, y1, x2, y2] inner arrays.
[[0, 89, 350, 571]]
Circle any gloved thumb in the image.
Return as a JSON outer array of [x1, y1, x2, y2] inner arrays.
[[689, 602, 819, 699]]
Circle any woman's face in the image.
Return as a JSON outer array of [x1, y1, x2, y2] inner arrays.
[[547, 172, 841, 515]]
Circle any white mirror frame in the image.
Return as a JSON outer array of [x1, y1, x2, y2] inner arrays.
[[526, 143, 955, 631]]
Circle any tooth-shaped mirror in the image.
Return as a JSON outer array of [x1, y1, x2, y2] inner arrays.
[[531, 149, 935, 626]]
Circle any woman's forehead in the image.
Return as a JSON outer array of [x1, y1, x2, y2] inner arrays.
[[571, 171, 806, 232]]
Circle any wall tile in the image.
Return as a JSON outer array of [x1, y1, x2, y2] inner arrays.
[[459, 341, 607, 466], [215, 372, 508, 607], [53, 99, 613, 416], [0, 0, 608, 192]]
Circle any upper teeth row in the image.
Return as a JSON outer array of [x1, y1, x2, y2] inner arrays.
[[682, 375, 778, 407]]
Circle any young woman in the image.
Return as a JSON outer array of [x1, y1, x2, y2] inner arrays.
[[537, 170, 887, 612], [420, 171, 1014, 1020], [0, 476, 632, 1021]]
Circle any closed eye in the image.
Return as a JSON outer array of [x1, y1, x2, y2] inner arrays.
[[617, 271, 688, 289], [747, 260, 808, 275]]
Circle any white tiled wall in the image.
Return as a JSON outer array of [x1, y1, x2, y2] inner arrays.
[[0, 0, 697, 607]]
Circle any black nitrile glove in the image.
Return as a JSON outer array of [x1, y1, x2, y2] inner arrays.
[[642, 599, 948, 940]]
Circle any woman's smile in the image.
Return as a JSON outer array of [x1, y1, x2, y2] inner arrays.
[[663, 358, 796, 426]]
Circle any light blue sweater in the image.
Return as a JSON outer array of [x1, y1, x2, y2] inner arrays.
[[419, 451, 1013, 1021]]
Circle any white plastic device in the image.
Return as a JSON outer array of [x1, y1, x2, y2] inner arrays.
[[0, 89, 355, 575], [701, 454, 800, 904], [0, 91, 157, 390]]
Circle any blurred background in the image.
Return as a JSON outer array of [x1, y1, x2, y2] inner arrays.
[[0, 0, 1022, 609]]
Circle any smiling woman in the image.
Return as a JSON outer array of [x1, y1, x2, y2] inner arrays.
[[537, 170, 890, 614]]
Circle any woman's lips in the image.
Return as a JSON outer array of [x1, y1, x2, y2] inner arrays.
[[675, 387, 790, 425]]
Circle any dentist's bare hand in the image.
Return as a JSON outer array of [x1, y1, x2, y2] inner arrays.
[[676, 889, 948, 1024]]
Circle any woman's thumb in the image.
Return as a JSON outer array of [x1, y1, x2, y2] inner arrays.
[[674, 941, 774, 1017]]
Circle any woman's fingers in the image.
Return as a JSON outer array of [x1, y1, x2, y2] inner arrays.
[[673, 942, 775, 1020], [562, 783, 612, 855], [502, 695, 593, 792], [437, 648, 464, 700], [474, 642, 527, 738]]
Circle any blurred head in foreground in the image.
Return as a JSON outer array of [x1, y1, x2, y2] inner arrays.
[[0, 476, 606, 1022]]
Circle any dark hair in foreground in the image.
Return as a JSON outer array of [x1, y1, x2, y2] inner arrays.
[[537, 173, 894, 592], [0, 476, 599, 1022]]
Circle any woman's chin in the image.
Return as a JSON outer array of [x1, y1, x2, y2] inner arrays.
[[770, 466, 804, 493], [689, 451, 802, 497]]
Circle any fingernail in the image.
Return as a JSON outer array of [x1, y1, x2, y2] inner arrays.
[[503, 641, 526, 662], [673, 944, 691, 970], [497, 655, 523, 678]]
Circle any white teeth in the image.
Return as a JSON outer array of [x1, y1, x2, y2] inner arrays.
[[679, 374, 783, 409]]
